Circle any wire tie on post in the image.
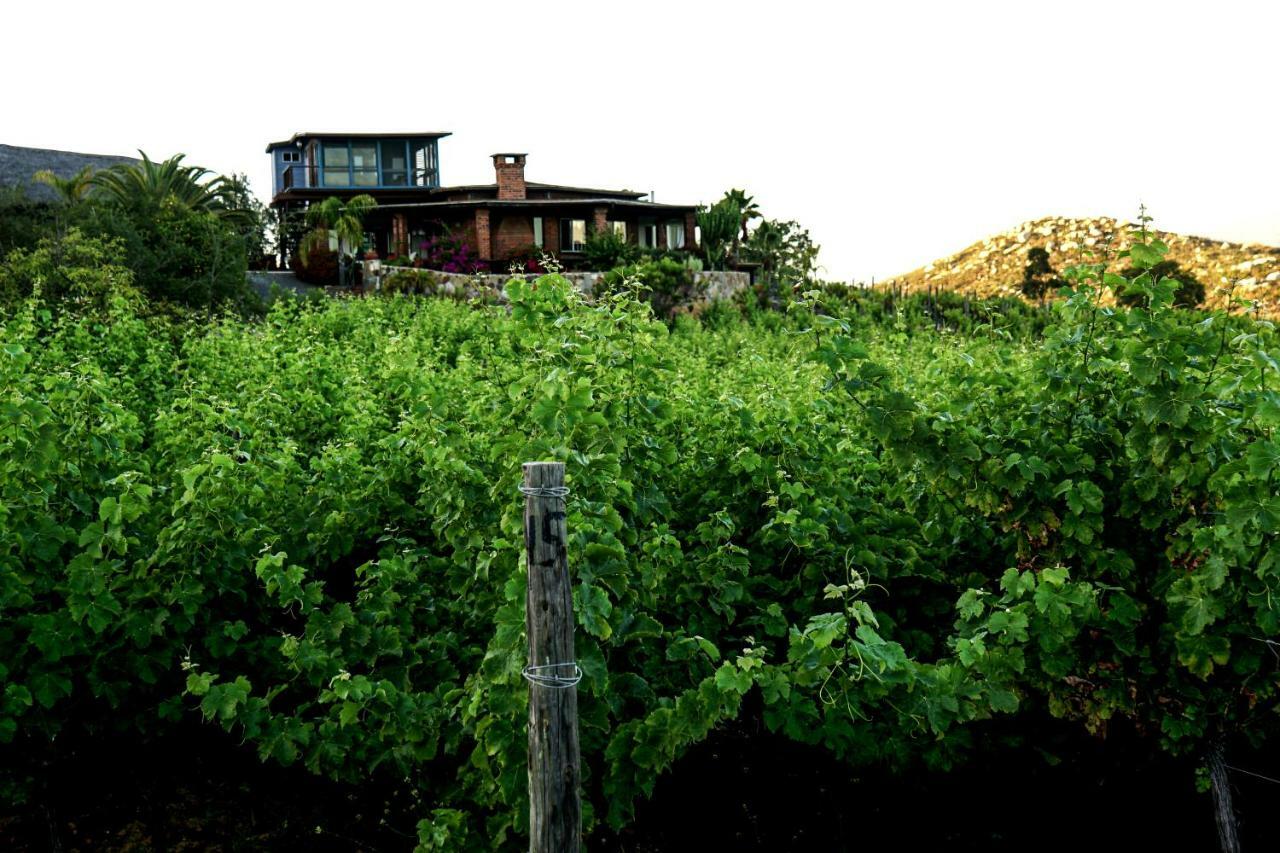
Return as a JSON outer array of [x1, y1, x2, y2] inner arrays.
[[519, 485, 570, 499], [522, 662, 583, 689]]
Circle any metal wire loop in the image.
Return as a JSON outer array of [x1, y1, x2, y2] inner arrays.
[[519, 485, 570, 499], [521, 662, 583, 689]]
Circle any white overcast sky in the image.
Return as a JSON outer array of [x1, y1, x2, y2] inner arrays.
[[2, 0, 1277, 281]]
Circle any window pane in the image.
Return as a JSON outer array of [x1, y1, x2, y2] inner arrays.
[[533, 217, 543, 247], [352, 143, 377, 186], [609, 221, 626, 239], [323, 143, 349, 167], [380, 140, 407, 186], [560, 219, 586, 251], [322, 142, 350, 186]]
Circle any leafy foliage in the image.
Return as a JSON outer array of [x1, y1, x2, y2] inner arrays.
[[33, 165, 96, 205], [2, 219, 1276, 849], [600, 257, 700, 319], [1118, 258, 1206, 309], [696, 195, 742, 271], [89, 152, 256, 228], [742, 218, 821, 302], [0, 229, 139, 311], [2, 151, 265, 313], [300, 195, 378, 265], [583, 227, 639, 271], [812, 214, 1280, 799]]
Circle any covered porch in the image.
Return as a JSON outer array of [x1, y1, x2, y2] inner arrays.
[[366, 199, 700, 270]]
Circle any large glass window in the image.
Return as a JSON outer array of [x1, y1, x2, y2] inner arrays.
[[666, 221, 685, 249], [608, 221, 626, 240], [380, 140, 408, 186], [559, 219, 587, 252], [322, 142, 350, 187], [533, 217, 544, 248], [351, 143, 377, 187]]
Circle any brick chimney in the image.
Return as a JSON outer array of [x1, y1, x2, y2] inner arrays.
[[493, 153, 527, 200]]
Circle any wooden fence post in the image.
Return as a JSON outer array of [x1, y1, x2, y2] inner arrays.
[[522, 461, 581, 853]]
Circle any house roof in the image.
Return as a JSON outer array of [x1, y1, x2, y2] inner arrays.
[[372, 197, 696, 213], [431, 181, 648, 200], [265, 131, 452, 152], [275, 181, 650, 204], [0, 143, 139, 201]]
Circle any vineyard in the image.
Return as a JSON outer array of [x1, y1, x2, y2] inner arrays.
[[3, 230, 1280, 850]]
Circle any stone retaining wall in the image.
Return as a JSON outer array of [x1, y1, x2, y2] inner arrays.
[[366, 266, 750, 304]]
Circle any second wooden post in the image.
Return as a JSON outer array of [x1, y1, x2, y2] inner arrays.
[[522, 461, 581, 853]]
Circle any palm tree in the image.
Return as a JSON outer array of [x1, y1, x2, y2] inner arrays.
[[32, 165, 96, 205], [299, 195, 378, 263], [90, 151, 253, 226]]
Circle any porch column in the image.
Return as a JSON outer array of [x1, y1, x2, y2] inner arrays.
[[475, 208, 492, 261], [657, 219, 668, 250], [684, 211, 698, 251], [592, 205, 608, 237]]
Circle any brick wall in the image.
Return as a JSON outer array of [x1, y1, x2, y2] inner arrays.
[[493, 214, 536, 260], [544, 216, 559, 253]]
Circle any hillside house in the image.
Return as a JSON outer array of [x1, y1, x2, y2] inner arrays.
[[266, 132, 699, 268]]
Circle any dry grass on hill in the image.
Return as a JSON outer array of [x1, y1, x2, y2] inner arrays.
[[885, 217, 1280, 317]]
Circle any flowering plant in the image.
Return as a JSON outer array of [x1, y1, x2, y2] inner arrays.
[[417, 227, 488, 273]]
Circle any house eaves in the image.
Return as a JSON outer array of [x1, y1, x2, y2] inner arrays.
[[265, 131, 453, 152]]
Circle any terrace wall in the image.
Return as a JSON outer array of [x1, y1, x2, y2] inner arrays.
[[368, 267, 750, 304]]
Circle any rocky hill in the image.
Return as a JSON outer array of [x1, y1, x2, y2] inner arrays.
[[0, 143, 139, 203], [886, 216, 1280, 317]]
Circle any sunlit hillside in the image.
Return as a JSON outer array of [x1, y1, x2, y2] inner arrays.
[[886, 216, 1280, 316]]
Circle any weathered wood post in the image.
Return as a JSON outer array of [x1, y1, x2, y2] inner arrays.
[[522, 462, 581, 853]]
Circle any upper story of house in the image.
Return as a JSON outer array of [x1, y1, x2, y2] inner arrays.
[[266, 132, 449, 201]]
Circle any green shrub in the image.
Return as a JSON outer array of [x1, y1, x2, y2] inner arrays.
[[0, 185, 58, 256], [583, 228, 639, 270], [381, 268, 440, 295], [87, 203, 254, 309], [601, 257, 700, 318], [291, 243, 340, 286], [0, 228, 139, 312], [1117, 258, 1206, 308], [696, 296, 743, 331]]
